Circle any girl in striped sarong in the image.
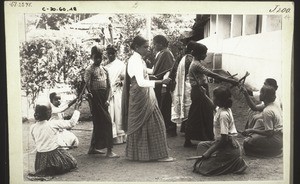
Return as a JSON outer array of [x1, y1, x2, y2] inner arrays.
[[193, 86, 248, 176], [124, 35, 175, 162]]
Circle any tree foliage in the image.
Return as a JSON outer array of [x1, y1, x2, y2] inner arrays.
[[20, 13, 195, 105], [115, 14, 147, 62], [20, 38, 90, 104], [152, 14, 194, 62]]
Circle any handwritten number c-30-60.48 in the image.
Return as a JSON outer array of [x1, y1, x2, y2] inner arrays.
[[42, 7, 77, 12]]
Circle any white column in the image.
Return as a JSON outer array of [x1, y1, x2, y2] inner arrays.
[[230, 15, 234, 38], [213, 14, 222, 71], [242, 15, 246, 36], [215, 15, 220, 52], [261, 15, 268, 33]]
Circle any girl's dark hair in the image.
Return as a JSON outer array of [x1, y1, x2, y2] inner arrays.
[[264, 78, 278, 91], [130, 35, 148, 50], [191, 42, 207, 59], [261, 85, 276, 103], [91, 45, 103, 58], [49, 92, 58, 103], [185, 41, 196, 54], [34, 105, 50, 121], [153, 35, 169, 47], [213, 86, 233, 108]]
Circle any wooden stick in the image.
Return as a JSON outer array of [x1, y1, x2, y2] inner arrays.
[[77, 82, 88, 100], [186, 156, 203, 160], [226, 71, 238, 78], [238, 71, 250, 83], [71, 128, 92, 131], [230, 71, 250, 88], [154, 68, 172, 78]]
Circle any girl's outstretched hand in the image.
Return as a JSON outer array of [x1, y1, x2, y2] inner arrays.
[[162, 78, 172, 85], [149, 75, 157, 80], [244, 129, 253, 135], [201, 153, 210, 160]]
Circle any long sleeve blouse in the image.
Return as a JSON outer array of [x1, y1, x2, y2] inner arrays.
[[50, 103, 68, 120], [30, 110, 80, 152], [127, 52, 155, 88], [188, 59, 211, 87]]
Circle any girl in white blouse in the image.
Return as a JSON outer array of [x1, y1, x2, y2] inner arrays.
[[29, 101, 80, 178]]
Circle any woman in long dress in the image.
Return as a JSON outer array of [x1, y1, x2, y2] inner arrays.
[[185, 42, 238, 147], [124, 35, 175, 162], [171, 41, 194, 132], [105, 45, 126, 144], [84, 45, 119, 157]]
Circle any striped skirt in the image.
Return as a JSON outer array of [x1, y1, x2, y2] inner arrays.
[[33, 148, 77, 176], [193, 140, 248, 176], [126, 104, 169, 161]]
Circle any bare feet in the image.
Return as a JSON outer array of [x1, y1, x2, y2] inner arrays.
[[157, 157, 176, 162], [106, 152, 120, 158], [88, 149, 106, 154]]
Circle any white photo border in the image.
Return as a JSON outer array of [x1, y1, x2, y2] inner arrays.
[[5, 1, 294, 184]]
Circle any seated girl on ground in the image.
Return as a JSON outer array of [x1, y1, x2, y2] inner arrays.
[[193, 86, 248, 176], [28, 100, 80, 179], [49, 92, 79, 148], [243, 78, 281, 129], [241, 85, 283, 158]]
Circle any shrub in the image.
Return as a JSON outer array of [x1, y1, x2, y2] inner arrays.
[[20, 37, 90, 105]]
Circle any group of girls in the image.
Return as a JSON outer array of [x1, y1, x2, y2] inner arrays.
[[28, 34, 283, 179], [172, 40, 283, 175]]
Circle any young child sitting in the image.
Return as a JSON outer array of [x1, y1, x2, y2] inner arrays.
[[28, 100, 80, 179], [243, 78, 281, 129], [242, 85, 283, 158], [193, 86, 248, 176], [49, 92, 79, 148]]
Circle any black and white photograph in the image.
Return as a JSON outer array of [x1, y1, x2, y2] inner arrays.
[[5, 1, 294, 183]]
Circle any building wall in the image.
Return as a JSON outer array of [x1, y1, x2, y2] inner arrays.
[[222, 30, 282, 90], [198, 14, 282, 94]]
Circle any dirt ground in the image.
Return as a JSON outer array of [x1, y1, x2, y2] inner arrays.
[[22, 82, 283, 182]]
